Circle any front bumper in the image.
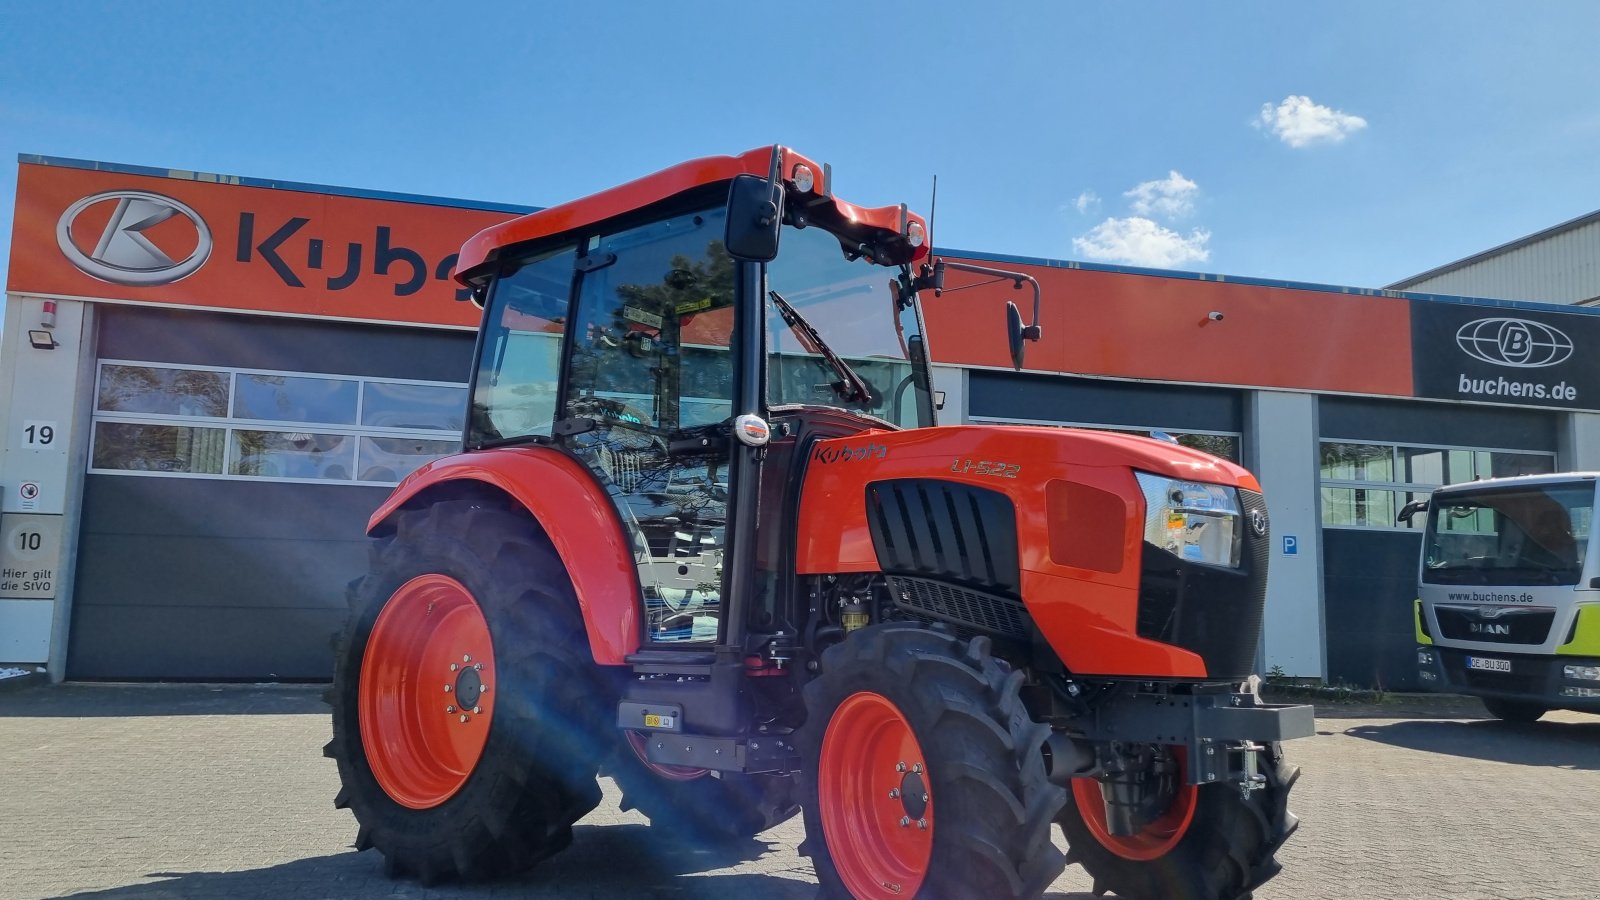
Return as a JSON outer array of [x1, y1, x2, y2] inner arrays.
[[1417, 646, 1600, 712], [1071, 688, 1315, 785]]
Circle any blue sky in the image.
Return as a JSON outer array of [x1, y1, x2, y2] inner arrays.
[[3, 1, 1600, 304]]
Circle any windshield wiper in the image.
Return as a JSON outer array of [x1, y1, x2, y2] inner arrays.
[[769, 290, 876, 405]]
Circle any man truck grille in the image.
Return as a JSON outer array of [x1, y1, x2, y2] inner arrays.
[[1433, 605, 1555, 645]]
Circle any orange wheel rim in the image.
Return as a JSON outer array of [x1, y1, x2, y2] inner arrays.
[[359, 574, 496, 809], [818, 692, 933, 898], [1071, 747, 1197, 861]]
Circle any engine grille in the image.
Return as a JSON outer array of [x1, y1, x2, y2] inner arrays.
[[889, 576, 1032, 640], [1433, 605, 1555, 645], [1135, 488, 1269, 680], [866, 479, 1020, 596]]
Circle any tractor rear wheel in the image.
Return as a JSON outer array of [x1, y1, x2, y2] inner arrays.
[[605, 733, 801, 841], [1056, 742, 1300, 900], [326, 500, 607, 883], [1481, 697, 1548, 723], [797, 625, 1066, 899]]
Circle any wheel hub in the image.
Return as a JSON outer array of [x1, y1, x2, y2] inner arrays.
[[454, 665, 484, 709], [898, 771, 928, 819]]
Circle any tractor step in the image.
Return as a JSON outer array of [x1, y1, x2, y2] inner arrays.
[[626, 649, 717, 675]]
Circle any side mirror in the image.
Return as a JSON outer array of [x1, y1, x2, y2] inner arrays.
[[1006, 301, 1027, 369], [1397, 498, 1429, 525], [724, 174, 785, 262]]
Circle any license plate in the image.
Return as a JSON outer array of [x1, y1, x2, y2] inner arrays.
[[643, 713, 675, 729], [1467, 656, 1512, 673]]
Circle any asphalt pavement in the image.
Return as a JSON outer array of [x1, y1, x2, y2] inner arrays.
[[2, 683, 1597, 900]]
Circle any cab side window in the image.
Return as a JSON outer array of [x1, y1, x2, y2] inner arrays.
[[564, 208, 733, 432], [470, 244, 578, 443]]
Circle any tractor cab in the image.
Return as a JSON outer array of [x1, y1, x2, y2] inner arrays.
[[458, 148, 937, 649]]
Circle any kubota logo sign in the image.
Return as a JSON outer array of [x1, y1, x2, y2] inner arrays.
[[1454, 317, 1574, 368], [55, 190, 212, 286]]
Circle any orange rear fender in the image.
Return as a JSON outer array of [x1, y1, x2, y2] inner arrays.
[[368, 447, 640, 665]]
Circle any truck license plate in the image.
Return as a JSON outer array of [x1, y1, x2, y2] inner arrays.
[[1467, 656, 1512, 673]]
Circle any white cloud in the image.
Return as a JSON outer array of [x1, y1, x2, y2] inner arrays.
[[1123, 171, 1198, 219], [1256, 95, 1368, 148], [1072, 216, 1211, 268], [1072, 190, 1100, 214]]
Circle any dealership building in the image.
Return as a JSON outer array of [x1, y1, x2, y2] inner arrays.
[[5, 153, 1600, 689]]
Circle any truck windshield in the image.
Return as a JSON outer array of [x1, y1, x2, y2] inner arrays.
[[765, 224, 933, 427], [1423, 484, 1594, 586]]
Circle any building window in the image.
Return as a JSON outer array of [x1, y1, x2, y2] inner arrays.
[[90, 360, 466, 486], [969, 415, 1243, 463], [1318, 440, 1556, 530]]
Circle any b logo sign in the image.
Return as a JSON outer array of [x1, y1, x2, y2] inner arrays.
[[55, 190, 212, 286], [1455, 317, 1573, 368]]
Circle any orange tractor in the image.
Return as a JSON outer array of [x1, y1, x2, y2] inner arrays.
[[326, 146, 1311, 899]]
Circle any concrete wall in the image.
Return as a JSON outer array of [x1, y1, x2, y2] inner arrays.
[[0, 295, 95, 670], [1245, 391, 1325, 678]]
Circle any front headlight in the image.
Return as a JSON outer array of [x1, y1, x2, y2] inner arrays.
[[1135, 472, 1242, 569]]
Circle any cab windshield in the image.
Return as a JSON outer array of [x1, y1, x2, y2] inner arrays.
[[765, 224, 934, 428], [1423, 484, 1594, 586]]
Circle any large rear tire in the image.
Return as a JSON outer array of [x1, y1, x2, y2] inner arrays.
[[1482, 697, 1547, 723], [326, 499, 608, 883], [797, 625, 1066, 899], [1056, 742, 1300, 900]]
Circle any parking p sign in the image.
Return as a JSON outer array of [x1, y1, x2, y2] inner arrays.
[[1282, 535, 1298, 556]]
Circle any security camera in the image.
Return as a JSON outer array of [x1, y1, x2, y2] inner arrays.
[[1207, 311, 1225, 322]]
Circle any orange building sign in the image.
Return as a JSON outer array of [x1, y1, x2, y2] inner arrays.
[[14, 155, 1600, 410], [8, 159, 518, 329]]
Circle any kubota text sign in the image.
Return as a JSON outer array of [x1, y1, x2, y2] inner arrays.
[[7, 161, 519, 329]]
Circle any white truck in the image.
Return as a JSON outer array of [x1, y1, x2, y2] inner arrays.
[[1406, 473, 1600, 721]]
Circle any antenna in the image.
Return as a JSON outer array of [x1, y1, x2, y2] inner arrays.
[[928, 174, 939, 247]]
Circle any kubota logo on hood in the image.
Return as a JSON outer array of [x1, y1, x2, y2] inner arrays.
[[55, 190, 212, 286], [1455, 317, 1574, 369]]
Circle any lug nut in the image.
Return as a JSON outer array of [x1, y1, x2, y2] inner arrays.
[[460, 715, 469, 723], [917, 818, 928, 830], [921, 793, 929, 803], [445, 705, 455, 714], [462, 654, 472, 663], [474, 662, 483, 671], [912, 763, 922, 774], [899, 816, 910, 827], [896, 762, 907, 773], [444, 684, 452, 693], [888, 788, 901, 799], [472, 706, 481, 714], [450, 663, 458, 672], [480, 683, 490, 693]]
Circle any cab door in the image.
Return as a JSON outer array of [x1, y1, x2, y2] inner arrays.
[[559, 206, 739, 645]]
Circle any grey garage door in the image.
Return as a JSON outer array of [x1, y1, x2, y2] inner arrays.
[[67, 306, 474, 680]]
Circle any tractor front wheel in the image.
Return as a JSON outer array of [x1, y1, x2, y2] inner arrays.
[[326, 500, 608, 883], [1056, 742, 1300, 900], [797, 625, 1066, 899]]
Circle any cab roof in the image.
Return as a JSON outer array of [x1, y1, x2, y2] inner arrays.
[[1433, 472, 1600, 495], [455, 146, 929, 285]]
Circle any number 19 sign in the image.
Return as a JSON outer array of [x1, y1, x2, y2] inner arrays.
[[21, 420, 58, 447]]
